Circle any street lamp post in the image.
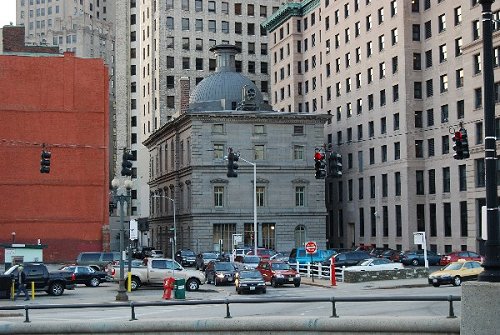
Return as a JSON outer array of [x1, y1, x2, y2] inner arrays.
[[238, 156, 258, 256], [478, 0, 500, 282], [111, 178, 133, 301]]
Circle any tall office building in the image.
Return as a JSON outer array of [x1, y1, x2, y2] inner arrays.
[[264, 0, 500, 254]]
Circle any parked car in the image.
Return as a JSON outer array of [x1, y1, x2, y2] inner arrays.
[[379, 249, 402, 262], [400, 250, 441, 266], [439, 251, 482, 266], [234, 255, 261, 270], [111, 258, 204, 291], [369, 248, 390, 258], [232, 248, 252, 258], [174, 249, 197, 267], [1, 263, 76, 297], [428, 260, 484, 287], [60, 265, 109, 287], [234, 270, 267, 294], [289, 248, 333, 266], [76, 252, 121, 269], [195, 252, 219, 270], [326, 251, 371, 268], [148, 250, 164, 258], [344, 258, 405, 272], [256, 260, 301, 287], [246, 248, 276, 259], [205, 261, 238, 286], [270, 252, 290, 263]]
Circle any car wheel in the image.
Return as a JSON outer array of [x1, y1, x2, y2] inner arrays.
[[186, 278, 200, 291], [237, 288, 241, 295], [294, 282, 301, 288], [411, 259, 419, 266], [432, 283, 440, 287], [89, 277, 100, 287], [262, 288, 266, 294], [271, 278, 278, 288], [453, 276, 462, 286], [130, 277, 140, 291], [49, 282, 64, 296]]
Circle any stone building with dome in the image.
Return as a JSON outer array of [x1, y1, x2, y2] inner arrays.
[[143, 45, 329, 256]]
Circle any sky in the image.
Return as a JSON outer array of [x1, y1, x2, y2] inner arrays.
[[0, 0, 16, 27]]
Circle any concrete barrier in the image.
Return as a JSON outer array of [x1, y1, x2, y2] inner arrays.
[[343, 268, 429, 283], [0, 316, 459, 334]]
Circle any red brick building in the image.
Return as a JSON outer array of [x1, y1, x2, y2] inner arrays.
[[0, 29, 110, 262]]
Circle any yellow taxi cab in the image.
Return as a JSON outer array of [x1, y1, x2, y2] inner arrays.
[[428, 260, 483, 287]]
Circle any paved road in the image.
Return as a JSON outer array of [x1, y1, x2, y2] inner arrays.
[[0, 273, 461, 323]]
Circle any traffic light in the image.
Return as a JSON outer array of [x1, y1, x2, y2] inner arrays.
[[227, 149, 239, 178], [452, 128, 470, 160], [40, 150, 51, 173], [314, 150, 327, 179], [329, 152, 343, 178], [459, 128, 470, 159], [121, 150, 135, 176]]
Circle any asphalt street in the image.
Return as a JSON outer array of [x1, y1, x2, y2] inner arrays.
[[0, 267, 461, 323]]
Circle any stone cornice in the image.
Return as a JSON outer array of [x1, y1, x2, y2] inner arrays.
[[261, 0, 320, 33], [210, 178, 229, 184]]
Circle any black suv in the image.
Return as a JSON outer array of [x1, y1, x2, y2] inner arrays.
[[174, 249, 197, 267]]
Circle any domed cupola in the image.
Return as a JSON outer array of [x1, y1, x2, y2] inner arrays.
[[189, 44, 264, 111]]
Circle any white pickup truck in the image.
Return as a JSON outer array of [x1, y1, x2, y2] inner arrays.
[[111, 258, 205, 291]]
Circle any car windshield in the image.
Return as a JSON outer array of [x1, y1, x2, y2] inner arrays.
[[272, 262, 291, 270], [382, 250, 393, 256], [444, 262, 465, 271], [244, 256, 260, 263], [358, 259, 372, 266], [215, 263, 235, 271], [203, 253, 217, 259], [183, 251, 196, 256], [240, 271, 262, 279]]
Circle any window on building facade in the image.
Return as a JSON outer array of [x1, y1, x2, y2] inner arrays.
[[455, 37, 463, 56], [394, 142, 401, 160], [295, 186, 305, 207], [293, 145, 304, 160], [254, 145, 265, 160], [443, 167, 451, 192], [214, 186, 224, 207], [428, 169, 436, 194], [416, 170, 425, 195], [256, 186, 265, 207], [442, 135, 449, 154], [395, 172, 401, 196]]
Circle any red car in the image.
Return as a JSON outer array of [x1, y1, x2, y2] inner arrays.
[[246, 248, 276, 259], [256, 260, 301, 287], [439, 251, 482, 266]]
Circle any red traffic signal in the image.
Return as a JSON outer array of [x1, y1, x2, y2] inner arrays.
[[314, 152, 325, 161]]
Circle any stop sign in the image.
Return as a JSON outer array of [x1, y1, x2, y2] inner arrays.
[[305, 241, 317, 254]]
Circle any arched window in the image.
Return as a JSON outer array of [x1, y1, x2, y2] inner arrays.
[[294, 225, 306, 247]]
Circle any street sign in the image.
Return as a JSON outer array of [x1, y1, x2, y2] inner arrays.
[[305, 241, 317, 254]]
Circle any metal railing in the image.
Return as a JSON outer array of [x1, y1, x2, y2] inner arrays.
[[0, 295, 461, 323], [295, 262, 344, 281]]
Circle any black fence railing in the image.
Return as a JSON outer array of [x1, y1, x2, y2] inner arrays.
[[0, 295, 461, 323]]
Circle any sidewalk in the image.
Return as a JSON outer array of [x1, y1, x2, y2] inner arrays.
[[300, 276, 428, 289]]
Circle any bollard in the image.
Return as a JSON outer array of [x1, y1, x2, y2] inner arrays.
[[330, 257, 337, 286], [11, 279, 15, 300], [127, 272, 132, 293], [31, 281, 34, 300]]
